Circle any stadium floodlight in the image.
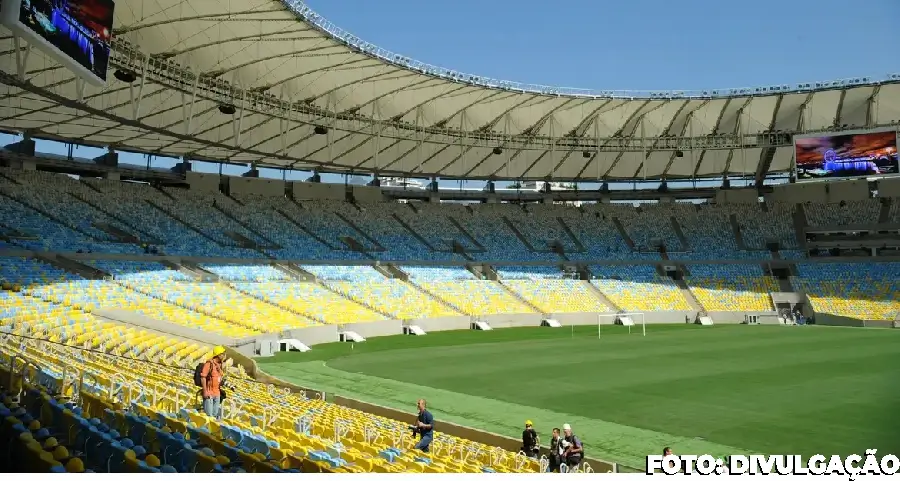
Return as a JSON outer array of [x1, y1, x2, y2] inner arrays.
[[597, 312, 646, 338]]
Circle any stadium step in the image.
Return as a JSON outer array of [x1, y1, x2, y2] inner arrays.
[[446, 216, 487, 252], [404, 279, 467, 315], [669, 217, 691, 251], [70, 191, 162, 244], [582, 280, 622, 312], [728, 214, 749, 250], [391, 213, 439, 252], [33, 252, 107, 280], [179, 261, 220, 281], [675, 278, 706, 314], [333, 211, 387, 252], [879, 198, 892, 223], [275, 206, 340, 249], [211, 203, 282, 250], [146, 200, 229, 248], [792, 204, 809, 250], [610, 217, 637, 250], [316, 280, 397, 320], [500, 216, 538, 252], [0, 190, 106, 243], [496, 280, 544, 314], [555, 217, 587, 252]]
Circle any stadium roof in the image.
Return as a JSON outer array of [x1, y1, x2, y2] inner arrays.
[[1, 0, 899, 181]]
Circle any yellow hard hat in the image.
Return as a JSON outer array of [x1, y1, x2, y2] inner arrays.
[[212, 346, 226, 357], [525, 420, 533, 426]]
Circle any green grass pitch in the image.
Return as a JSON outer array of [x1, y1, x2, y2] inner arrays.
[[257, 324, 900, 469]]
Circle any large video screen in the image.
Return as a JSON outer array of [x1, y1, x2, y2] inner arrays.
[[2, 0, 114, 84], [794, 130, 898, 181]]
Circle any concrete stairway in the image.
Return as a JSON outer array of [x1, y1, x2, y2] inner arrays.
[[315, 279, 397, 320], [147, 200, 228, 248], [729, 214, 748, 250], [275, 207, 339, 249], [879, 198, 892, 223], [793, 204, 808, 250], [392, 213, 439, 251], [0, 190, 105, 242], [212, 203, 281, 248], [583, 280, 621, 312], [496, 280, 546, 315], [670, 217, 691, 251], [610, 217, 637, 250], [501, 217, 539, 251], [34, 253, 108, 280], [70, 191, 162, 244], [333, 210, 387, 252]]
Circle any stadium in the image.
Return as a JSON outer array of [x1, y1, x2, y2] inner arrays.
[[0, 0, 899, 474]]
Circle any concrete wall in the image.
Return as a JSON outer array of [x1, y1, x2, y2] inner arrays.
[[95, 308, 234, 346], [481, 313, 543, 329], [284, 324, 340, 346], [342, 319, 403, 339], [826, 179, 870, 202], [715, 187, 759, 204], [814, 313, 895, 329], [293, 181, 345, 200], [352, 186, 385, 203], [768, 182, 827, 203], [707, 311, 772, 324], [409, 316, 471, 332], [879, 177, 900, 198], [230, 177, 285, 197], [186, 172, 220, 193]]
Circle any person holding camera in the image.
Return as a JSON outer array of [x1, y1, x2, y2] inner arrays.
[[411, 399, 434, 452]]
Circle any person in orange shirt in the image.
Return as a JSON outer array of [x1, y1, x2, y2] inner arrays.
[[200, 346, 226, 419]]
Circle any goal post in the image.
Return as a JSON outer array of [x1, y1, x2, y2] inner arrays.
[[598, 312, 646, 338]]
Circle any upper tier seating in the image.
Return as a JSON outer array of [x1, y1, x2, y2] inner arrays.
[[226, 194, 364, 261], [201, 264, 292, 282], [589, 265, 690, 311], [393, 203, 480, 252], [612, 203, 684, 251], [81, 179, 254, 257], [804, 200, 881, 227], [792, 263, 900, 321], [567, 205, 651, 261], [452, 205, 560, 262], [686, 264, 777, 311], [731, 203, 798, 249]]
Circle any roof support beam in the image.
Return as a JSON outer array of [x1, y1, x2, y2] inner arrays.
[[547, 100, 618, 178], [415, 95, 551, 176], [866, 85, 881, 128], [658, 101, 709, 177], [721, 97, 754, 174], [692, 98, 733, 178], [834, 89, 847, 128], [113, 8, 291, 34], [754, 94, 784, 187]]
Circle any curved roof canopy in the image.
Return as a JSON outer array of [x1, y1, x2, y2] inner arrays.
[[0, 0, 899, 180]]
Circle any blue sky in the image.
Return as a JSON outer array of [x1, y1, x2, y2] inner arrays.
[[4, 0, 899, 187]]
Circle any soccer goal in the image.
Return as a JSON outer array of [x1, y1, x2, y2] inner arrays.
[[598, 312, 646, 338]]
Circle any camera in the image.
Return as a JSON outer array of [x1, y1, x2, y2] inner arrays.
[[408, 425, 420, 437]]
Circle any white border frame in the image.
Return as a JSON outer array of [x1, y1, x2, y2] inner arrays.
[[598, 312, 646, 338], [792, 126, 900, 183], [0, 0, 112, 86]]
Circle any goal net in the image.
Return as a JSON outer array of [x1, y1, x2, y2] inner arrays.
[[598, 312, 646, 338]]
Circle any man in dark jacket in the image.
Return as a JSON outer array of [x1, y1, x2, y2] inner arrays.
[[521, 420, 539, 458], [548, 428, 563, 472]]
